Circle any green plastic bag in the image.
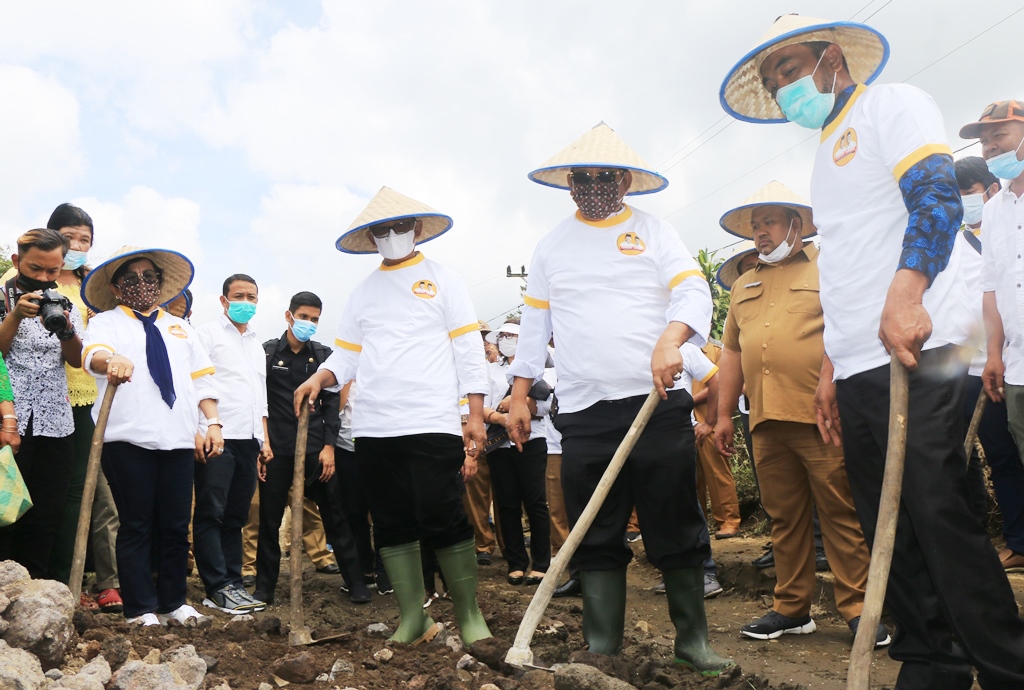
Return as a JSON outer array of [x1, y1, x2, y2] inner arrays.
[[0, 445, 31, 527]]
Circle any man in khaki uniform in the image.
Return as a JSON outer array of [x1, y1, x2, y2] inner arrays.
[[712, 182, 885, 645]]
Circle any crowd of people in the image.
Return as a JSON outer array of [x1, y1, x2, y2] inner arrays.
[[3, 10, 1024, 688]]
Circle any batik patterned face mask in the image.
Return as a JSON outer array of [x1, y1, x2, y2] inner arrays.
[[119, 281, 162, 312], [571, 180, 623, 220]]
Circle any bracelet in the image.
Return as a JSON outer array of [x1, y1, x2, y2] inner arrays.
[[2, 414, 16, 421]]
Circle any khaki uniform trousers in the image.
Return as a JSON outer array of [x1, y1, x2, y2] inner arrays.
[[242, 487, 336, 576], [546, 454, 570, 554], [752, 420, 870, 621], [694, 436, 742, 534], [462, 454, 505, 556]]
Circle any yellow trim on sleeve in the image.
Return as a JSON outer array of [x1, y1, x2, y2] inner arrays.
[[523, 295, 550, 309], [820, 84, 867, 142], [191, 366, 215, 380], [892, 143, 953, 182], [668, 270, 703, 290], [335, 338, 363, 352], [700, 364, 719, 384], [449, 323, 480, 339], [459, 397, 468, 406], [83, 343, 115, 358], [575, 205, 633, 228]]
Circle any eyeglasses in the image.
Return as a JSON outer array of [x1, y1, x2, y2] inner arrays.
[[119, 269, 162, 288], [369, 218, 417, 238], [570, 170, 624, 186]]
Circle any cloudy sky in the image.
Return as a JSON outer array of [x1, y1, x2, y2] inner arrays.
[[0, 0, 1021, 337]]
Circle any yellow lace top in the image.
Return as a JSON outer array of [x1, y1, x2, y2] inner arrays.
[[57, 281, 98, 407]]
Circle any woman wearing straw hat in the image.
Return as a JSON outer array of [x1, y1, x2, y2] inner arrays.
[[721, 14, 1024, 687], [81, 246, 223, 627], [295, 186, 491, 646], [506, 123, 732, 676]]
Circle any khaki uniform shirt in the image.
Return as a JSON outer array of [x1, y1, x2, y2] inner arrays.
[[722, 244, 823, 431]]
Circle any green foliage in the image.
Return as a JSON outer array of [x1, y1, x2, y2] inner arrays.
[[696, 248, 731, 341], [0, 244, 12, 278]]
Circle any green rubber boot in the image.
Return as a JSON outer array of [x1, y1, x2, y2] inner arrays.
[[663, 568, 735, 677], [379, 542, 437, 644], [435, 539, 492, 645], [580, 568, 627, 654]]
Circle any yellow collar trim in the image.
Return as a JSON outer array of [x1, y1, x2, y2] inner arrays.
[[118, 305, 164, 320], [575, 205, 633, 228], [820, 84, 867, 143], [379, 252, 424, 271]]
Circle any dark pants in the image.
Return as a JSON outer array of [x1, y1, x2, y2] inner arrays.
[[101, 443, 192, 618], [837, 346, 1024, 690], [49, 405, 93, 585], [557, 390, 709, 571], [254, 452, 364, 598], [963, 376, 1024, 553], [355, 433, 473, 551], [0, 417, 74, 579], [335, 447, 385, 576], [193, 438, 259, 596], [488, 437, 551, 574]]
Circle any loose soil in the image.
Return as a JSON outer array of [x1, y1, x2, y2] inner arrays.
[[67, 537, 1024, 689]]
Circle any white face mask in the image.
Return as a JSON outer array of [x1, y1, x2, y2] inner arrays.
[[961, 192, 985, 226], [373, 230, 416, 261], [498, 336, 518, 358], [758, 219, 796, 264]]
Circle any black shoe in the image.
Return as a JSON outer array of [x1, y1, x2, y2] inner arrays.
[[241, 575, 256, 588], [848, 616, 891, 648], [375, 571, 393, 595], [815, 546, 830, 572], [252, 590, 273, 605], [524, 574, 544, 586], [345, 581, 373, 604], [552, 577, 581, 597], [317, 563, 341, 574], [752, 547, 775, 569], [476, 551, 492, 566], [507, 573, 525, 586], [741, 611, 816, 640], [625, 530, 642, 543]]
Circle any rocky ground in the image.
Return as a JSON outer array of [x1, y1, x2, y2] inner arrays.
[[3, 537, 1022, 690]]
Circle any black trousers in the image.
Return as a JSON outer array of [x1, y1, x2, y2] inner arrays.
[[101, 443, 192, 618], [0, 417, 74, 579], [837, 346, 1024, 690], [355, 433, 473, 551], [335, 447, 385, 576], [556, 390, 709, 571], [193, 438, 259, 596], [488, 437, 551, 574], [254, 452, 363, 597]]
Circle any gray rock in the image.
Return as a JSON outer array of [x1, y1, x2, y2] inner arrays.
[[0, 592, 10, 614], [328, 658, 354, 679], [553, 663, 637, 690], [315, 673, 329, 682], [372, 647, 393, 663], [159, 645, 207, 690], [107, 660, 184, 690], [0, 638, 45, 690], [0, 578, 75, 669], [199, 654, 219, 673], [272, 651, 318, 684], [45, 669, 64, 680], [456, 654, 480, 671], [0, 560, 29, 589], [99, 635, 133, 670], [205, 682, 231, 690], [224, 614, 255, 626], [479, 685, 501, 690], [365, 622, 389, 635], [257, 685, 274, 690]]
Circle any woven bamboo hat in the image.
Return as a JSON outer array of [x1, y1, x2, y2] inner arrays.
[[336, 186, 453, 255], [719, 181, 817, 239], [528, 122, 668, 195], [720, 14, 889, 123], [716, 241, 758, 291], [82, 246, 194, 313]]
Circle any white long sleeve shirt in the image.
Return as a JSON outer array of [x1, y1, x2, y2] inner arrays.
[[980, 186, 1024, 385], [197, 314, 268, 442], [508, 205, 712, 413], [319, 252, 489, 438]]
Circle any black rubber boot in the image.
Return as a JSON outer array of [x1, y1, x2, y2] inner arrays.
[[434, 539, 492, 645], [379, 542, 438, 643], [663, 567, 735, 677], [580, 568, 627, 654]]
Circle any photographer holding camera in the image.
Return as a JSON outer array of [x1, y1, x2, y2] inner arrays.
[[0, 228, 84, 579]]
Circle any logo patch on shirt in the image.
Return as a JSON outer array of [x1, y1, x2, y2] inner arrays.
[[412, 280, 438, 299], [833, 128, 858, 166], [616, 232, 646, 255], [167, 324, 188, 339]]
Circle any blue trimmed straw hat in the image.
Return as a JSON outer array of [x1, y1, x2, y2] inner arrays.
[[336, 186, 453, 255], [82, 245, 194, 313], [720, 14, 889, 123], [719, 181, 817, 240], [716, 241, 758, 291], [528, 122, 668, 195]]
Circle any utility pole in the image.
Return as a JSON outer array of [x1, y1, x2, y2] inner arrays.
[[506, 265, 528, 280]]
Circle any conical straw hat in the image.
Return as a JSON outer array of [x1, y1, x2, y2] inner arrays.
[[528, 122, 668, 195], [719, 181, 817, 239], [82, 246, 194, 313], [720, 14, 889, 123], [716, 241, 758, 291], [337, 186, 453, 255]]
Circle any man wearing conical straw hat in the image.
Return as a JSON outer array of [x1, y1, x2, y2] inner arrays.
[[722, 15, 1024, 687], [294, 186, 492, 646], [711, 181, 884, 646], [505, 122, 732, 676]]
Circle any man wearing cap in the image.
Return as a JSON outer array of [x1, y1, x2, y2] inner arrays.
[[722, 15, 1024, 688], [711, 182, 880, 645], [505, 123, 732, 676], [294, 186, 491, 646], [962, 104, 1024, 575]]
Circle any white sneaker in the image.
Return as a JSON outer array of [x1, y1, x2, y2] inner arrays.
[[158, 604, 208, 627], [127, 613, 161, 627]]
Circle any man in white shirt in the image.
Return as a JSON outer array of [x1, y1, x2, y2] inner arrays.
[[506, 123, 732, 677], [195, 273, 270, 614], [295, 187, 491, 646]]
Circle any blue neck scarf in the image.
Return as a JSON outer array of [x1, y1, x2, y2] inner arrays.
[[135, 310, 176, 408]]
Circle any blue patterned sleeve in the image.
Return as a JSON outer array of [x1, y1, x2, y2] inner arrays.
[[897, 153, 962, 285]]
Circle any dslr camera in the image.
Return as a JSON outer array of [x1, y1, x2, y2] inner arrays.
[[30, 288, 73, 335]]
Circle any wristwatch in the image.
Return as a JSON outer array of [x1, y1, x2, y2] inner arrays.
[[206, 417, 224, 427]]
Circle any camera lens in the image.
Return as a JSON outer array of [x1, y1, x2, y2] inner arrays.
[[40, 302, 67, 333]]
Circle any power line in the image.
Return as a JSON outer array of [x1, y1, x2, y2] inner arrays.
[[902, 6, 1024, 83], [662, 121, 736, 174], [656, 116, 730, 169], [862, 0, 892, 22], [848, 0, 878, 20]]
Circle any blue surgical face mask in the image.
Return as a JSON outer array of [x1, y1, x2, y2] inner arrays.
[[63, 249, 88, 271], [961, 192, 985, 226], [986, 134, 1024, 180], [227, 300, 257, 324], [775, 51, 837, 130], [290, 318, 317, 342]]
